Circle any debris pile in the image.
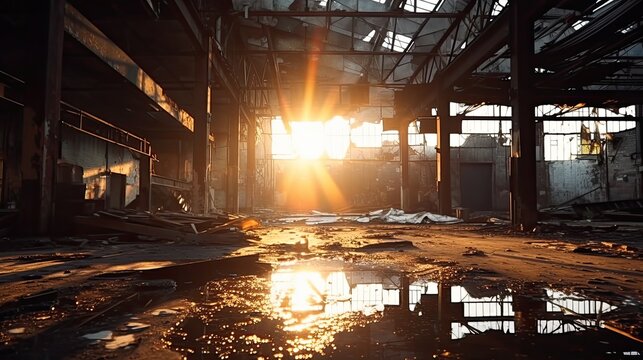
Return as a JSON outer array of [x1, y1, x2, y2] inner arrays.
[[75, 210, 260, 243], [276, 208, 462, 225]]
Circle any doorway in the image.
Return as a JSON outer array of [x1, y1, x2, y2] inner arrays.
[[460, 163, 493, 210]]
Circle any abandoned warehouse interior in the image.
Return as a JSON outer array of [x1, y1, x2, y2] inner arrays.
[[0, 0, 642, 358]]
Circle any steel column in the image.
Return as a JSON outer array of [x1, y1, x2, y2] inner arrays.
[[509, 1, 537, 230], [245, 116, 256, 211], [227, 105, 240, 213], [637, 105, 643, 198], [19, 0, 64, 234], [139, 153, 152, 211], [437, 100, 452, 215], [399, 120, 410, 211], [192, 49, 210, 214]]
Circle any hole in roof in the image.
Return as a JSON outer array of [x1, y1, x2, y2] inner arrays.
[[363, 30, 376, 42], [371, 0, 386, 4], [319, 0, 328, 6], [593, 0, 614, 13], [403, 0, 440, 13], [383, 31, 413, 52], [491, 0, 508, 17], [572, 20, 588, 31]]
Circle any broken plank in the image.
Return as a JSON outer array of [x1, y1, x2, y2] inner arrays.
[[75, 216, 187, 241]]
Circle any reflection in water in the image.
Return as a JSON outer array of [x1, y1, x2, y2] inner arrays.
[[165, 260, 641, 359]]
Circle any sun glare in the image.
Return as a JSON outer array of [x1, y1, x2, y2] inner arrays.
[[291, 121, 325, 159], [273, 116, 351, 160]]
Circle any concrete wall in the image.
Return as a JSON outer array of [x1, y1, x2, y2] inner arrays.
[[607, 128, 641, 201], [60, 126, 140, 206], [152, 139, 193, 182], [544, 160, 603, 206], [540, 128, 641, 207]]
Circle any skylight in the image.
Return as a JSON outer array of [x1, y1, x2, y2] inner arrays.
[[383, 31, 413, 52], [363, 29, 376, 42], [403, 0, 440, 13], [371, 0, 386, 4]]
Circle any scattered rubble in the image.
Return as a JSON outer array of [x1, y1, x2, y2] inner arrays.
[[462, 247, 486, 257], [277, 208, 462, 225], [75, 209, 260, 243]]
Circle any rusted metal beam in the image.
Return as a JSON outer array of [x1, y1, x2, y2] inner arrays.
[[63, 3, 194, 132], [236, 10, 461, 18], [243, 49, 436, 55], [407, 0, 476, 85], [170, 0, 205, 52]]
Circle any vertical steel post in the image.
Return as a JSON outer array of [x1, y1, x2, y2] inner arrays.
[[400, 120, 410, 211], [227, 105, 240, 213], [437, 100, 452, 215], [193, 41, 211, 214], [509, 1, 537, 230], [246, 116, 256, 211], [20, 0, 64, 234]]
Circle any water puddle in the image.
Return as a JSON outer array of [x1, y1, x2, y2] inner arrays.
[[165, 259, 642, 359]]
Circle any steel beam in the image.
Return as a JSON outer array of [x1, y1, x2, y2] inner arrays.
[[170, 0, 205, 52], [63, 3, 194, 132], [407, 1, 558, 114], [243, 49, 439, 55], [407, 0, 476, 85], [509, 1, 537, 230], [239, 10, 460, 18]]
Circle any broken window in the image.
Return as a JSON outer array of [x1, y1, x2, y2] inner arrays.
[[491, 0, 508, 17], [362, 29, 376, 43], [579, 122, 602, 155]]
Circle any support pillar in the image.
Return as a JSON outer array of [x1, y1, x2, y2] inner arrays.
[[509, 1, 537, 230], [245, 116, 256, 211], [437, 101, 452, 215], [399, 121, 410, 211], [139, 153, 152, 211], [637, 105, 643, 198], [20, 0, 65, 234], [436, 282, 451, 342], [192, 45, 211, 214], [227, 105, 240, 213]]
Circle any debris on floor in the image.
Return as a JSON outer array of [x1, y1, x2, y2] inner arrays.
[[276, 208, 462, 225], [75, 209, 260, 243], [82, 330, 114, 341], [105, 334, 138, 350], [357, 240, 416, 251], [462, 247, 486, 256]]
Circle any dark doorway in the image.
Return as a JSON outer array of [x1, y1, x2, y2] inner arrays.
[[460, 163, 492, 210]]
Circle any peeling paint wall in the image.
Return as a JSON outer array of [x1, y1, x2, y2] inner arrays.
[[545, 160, 604, 206], [606, 128, 641, 201], [541, 128, 641, 207], [60, 127, 140, 206]]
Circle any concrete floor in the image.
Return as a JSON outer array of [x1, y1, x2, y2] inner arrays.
[[0, 220, 641, 358]]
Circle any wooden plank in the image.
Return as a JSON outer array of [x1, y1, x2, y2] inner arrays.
[[75, 216, 188, 241]]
